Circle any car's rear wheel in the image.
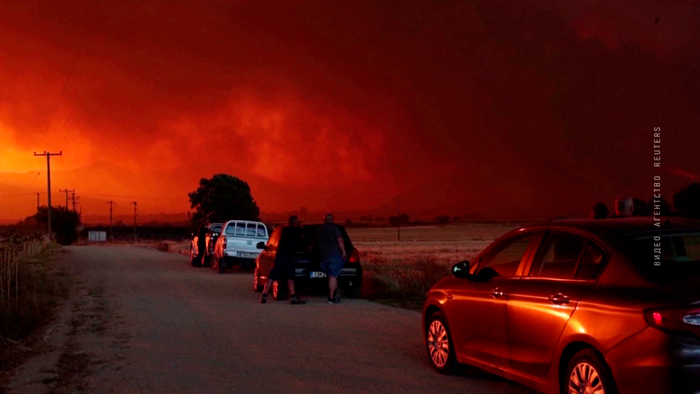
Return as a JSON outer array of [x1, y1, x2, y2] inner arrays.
[[253, 267, 263, 292], [346, 284, 362, 299], [272, 281, 287, 300], [426, 311, 458, 374], [564, 349, 617, 394]]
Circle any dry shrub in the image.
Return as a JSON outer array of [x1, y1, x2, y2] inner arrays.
[[362, 255, 452, 310], [0, 244, 68, 344]]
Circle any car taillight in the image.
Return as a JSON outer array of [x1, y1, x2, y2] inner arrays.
[[348, 248, 359, 264], [645, 306, 700, 338], [222, 238, 227, 249]]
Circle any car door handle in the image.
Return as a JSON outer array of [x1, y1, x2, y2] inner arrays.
[[548, 293, 570, 305], [489, 288, 505, 298]]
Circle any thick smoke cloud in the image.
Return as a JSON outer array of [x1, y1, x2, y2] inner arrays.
[[1, 0, 698, 221]]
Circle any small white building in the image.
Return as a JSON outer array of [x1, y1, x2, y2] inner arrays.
[[88, 231, 107, 242]]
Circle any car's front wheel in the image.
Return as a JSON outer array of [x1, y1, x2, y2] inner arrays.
[[564, 349, 617, 394], [426, 311, 458, 374]]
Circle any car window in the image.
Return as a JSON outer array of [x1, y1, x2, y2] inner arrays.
[[257, 224, 267, 238], [478, 232, 535, 277], [235, 222, 245, 236], [211, 225, 222, 233], [575, 242, 606, 280], [628, 232, 700, 288], [225, 224, 235, 235], [245, 223, 257, 237], [530, 232, 586, 279], [268, 227, 281, 247]]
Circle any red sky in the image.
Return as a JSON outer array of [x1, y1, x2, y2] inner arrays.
[[1, 1, 699, 223]]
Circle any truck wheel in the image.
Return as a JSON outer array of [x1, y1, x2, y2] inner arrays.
[[217, 258, 226, 274]]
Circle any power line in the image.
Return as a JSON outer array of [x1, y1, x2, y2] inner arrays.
[[0, 193, 38, 198]]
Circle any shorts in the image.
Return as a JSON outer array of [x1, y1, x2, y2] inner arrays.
[[269, 255, 295, 281], [320, 255, 344, 278]]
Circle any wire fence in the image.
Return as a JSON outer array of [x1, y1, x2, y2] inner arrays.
[[0, 236, 46, 314]]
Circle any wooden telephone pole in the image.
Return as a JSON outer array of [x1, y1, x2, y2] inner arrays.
[[108, 200, 114, 241], [34, 151, 62, 239], [132, 201, 137, 244], [59, 188, 74, 210]]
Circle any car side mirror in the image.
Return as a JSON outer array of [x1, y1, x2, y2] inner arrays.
[[452, 261, 471, 278], [256, 242, 266, 250]]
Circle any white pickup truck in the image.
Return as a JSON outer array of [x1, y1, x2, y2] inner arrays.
[[211, 220, 269, 274]]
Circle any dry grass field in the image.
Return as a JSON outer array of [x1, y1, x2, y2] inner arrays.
[[347, 223, 524, 309]]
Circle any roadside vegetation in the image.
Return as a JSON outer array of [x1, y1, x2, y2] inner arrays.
[[0, 232, 68, 384], [350, 223, 519, 310]]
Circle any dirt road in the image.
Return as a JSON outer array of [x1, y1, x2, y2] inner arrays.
[[7, 246, 536, 394]]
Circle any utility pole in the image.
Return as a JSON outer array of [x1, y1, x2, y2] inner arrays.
[[36, 192, 40, 211], [70, 192, 79, 213], [132, 201, 137, 244], [34, 151, 62, 239], [59, 188, 74, 210], [108, 200, 114, 241], [397, 196, 401, 242]]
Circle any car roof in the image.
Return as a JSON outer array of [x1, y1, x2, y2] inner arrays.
[[516, 217, 700, 240]]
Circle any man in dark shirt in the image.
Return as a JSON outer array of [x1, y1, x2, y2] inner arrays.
[[260, 216, 305, 304], [316, 213, 347, 304], [193, 219, 210, 267]]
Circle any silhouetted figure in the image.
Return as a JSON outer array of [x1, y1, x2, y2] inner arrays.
[[260, 216, 305, 305], [611, 196, 633, 218], [316, 213, 347, 304], [193, 219, 210, 267], [590, 203, 609, 219]]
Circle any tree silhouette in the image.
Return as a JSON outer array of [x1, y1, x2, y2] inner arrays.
[[33, 206, 81, 245], [188, 174, 260, 225]]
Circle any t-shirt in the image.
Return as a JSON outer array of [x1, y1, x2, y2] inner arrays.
[[277, 226, 303, 257], [316, 223, 343, 259]]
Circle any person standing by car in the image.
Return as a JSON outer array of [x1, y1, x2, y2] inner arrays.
[[316, 213, 347, 304], [611, 195, 633, 218], [193, 218, 210, 267], [260, 216, 305, 305]]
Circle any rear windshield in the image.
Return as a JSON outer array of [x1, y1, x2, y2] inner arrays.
[[628, 231, 700, 287], [225, 222, 267, 238], [282, 225, 353, 252], [211, 225, 222, 233]]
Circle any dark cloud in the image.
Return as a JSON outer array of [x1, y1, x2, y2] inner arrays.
[[1, 0, 698, 221]]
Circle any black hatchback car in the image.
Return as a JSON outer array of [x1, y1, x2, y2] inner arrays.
[[253, 224, 362, 300], [423, 218, 700, 394]]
